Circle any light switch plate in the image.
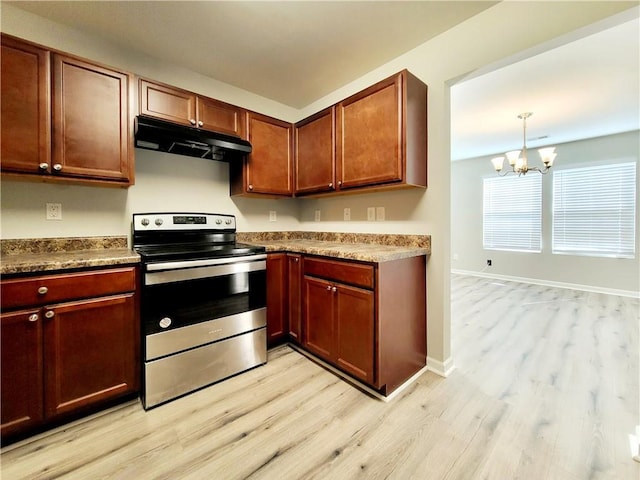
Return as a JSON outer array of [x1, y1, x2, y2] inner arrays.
[[367, 207, 375, 221], [315, 210, 321, 222], [269, 210, 277, 222], [343, 208, 351, 221], [376, 206, 385, 221]]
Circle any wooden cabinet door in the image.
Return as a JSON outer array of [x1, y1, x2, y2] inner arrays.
[[52, 54, 131, 182], [295, 107, 335, 195], [335, 284, 375, 383], [303, 276, 334, 359], [139, 79, 196, 127], [287, 254, 302, 342], [266, 253, 287, 346], [43, 293, 137, 418], [1, 309, 44, 438], [337, 73, 402, 189], [197, 97, 243, 137], [243, 112, 293, 196], [1, 35, 50, 174]]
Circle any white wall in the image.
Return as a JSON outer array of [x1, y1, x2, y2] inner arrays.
[[451, 131, 640, 296], [1, 1, 636, 369]]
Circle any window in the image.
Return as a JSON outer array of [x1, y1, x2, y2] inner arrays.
[[483, 175, 542, 252], [552, 162, 636, 258]]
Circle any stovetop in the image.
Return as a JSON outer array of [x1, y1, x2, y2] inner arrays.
[[132, 212, 265, 263]]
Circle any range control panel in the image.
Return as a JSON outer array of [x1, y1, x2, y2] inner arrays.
[[132, 213, 236, 231]]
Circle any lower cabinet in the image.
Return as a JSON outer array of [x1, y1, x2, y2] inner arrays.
[[266, 254, 287, 346], [0, 266, 139, 441], [287, 254, 302, 342]]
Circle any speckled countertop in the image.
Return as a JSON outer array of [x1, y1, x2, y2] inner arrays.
[[1, 237, 140, 275], [237, 232, 430, 263]]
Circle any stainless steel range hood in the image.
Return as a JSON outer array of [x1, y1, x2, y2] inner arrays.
[[134, 116, 252, 161]]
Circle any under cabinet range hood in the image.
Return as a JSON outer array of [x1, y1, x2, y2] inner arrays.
[[134, 116, 252, 161]]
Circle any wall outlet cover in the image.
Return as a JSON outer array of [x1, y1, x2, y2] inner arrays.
[[343, 207, 351, 221], [367, 207, 376, 221], [314, 210, 321, 222], [46, 203, 62, 220], [269, 210, 277, 222], [376, 206, 385, 221]]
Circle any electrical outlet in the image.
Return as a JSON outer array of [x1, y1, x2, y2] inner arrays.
[[376, 206, 385, 221], [453, 253, 459, 261], [46, 203, 62, 220], [314, 209, 321, 222], [343, 207, 351, 221], [367, 207, 376, 221], [486, 259, 492, 266], [269, 210, 277, 222]]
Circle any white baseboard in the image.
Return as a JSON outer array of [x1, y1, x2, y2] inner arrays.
[[451, 269, 640, 299], [426, 356, 455, 377]]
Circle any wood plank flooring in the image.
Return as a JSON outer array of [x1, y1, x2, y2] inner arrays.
[[2, 274, 638, 479]]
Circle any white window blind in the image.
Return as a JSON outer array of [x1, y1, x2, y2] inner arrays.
[[552, 162, 636, 258], [483, 175, 542, 252]]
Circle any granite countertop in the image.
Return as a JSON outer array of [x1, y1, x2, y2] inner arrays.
[[1, 237, 140, 275], [237, 232, 430, 263]]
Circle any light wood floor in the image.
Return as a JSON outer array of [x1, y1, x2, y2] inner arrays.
[[2, 275, 638, 479]]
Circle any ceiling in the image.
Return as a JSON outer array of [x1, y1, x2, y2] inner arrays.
[[6, 1, 639, 161]]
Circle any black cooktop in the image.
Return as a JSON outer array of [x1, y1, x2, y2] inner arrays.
[[136, 242, 265, 263]]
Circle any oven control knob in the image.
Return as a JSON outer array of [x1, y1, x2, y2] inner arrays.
[[225, 219, 232, 225], [159, 317, 172, 329], [141, 218, 150, 226], [215, 219, 222, 225], [155, 218, 163, 226]]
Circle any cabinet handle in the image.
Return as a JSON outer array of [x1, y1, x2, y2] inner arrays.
[[28, 313, 39, 322], [248, 184, 253, 191], [332, 286, 337, 293], [294, 257, 299, 262], [53, 163, 62, 171], [190, 119, 196, 125], [328, 182, 333, 188], [37, 286, 48, 295], [39, 163, 49, 171], [338, 181, 342, 186], [44, 310, 55, 319], [326, 285, 331, 291], [198, 120, 203, 127]]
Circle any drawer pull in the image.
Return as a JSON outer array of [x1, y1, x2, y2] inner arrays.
[[326, 285, 331, 291], [39, 163, 49, 171], [44, 310, 55, 319], [332, 286, 337, 293], [37, 286, 48, 295], [28, 313, 39, 322], [53, 163, 62, 171]]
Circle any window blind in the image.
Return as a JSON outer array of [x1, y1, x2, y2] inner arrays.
[[483, 174, 542, 252], [552, 162, 636, 258]]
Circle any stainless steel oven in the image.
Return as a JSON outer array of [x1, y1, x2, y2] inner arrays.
[[133, 213, 267, 409]]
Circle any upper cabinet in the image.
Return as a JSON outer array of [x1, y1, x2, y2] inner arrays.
[[294, 107, 336, 195], [139, 79, 243, 137], [295, 70, 427, 197], [230, 112, 293, 197], [0, 36, 50, 175], [0, 35, 133, 187]]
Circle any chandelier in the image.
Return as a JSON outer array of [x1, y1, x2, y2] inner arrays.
[[490, 112, 557, 176]]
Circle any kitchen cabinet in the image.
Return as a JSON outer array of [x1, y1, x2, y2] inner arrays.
[[287, 254, 302, 342], [266, 253, 288, 346], [139, 79, 244, 137], [293, 70, 427, 197], [0, 35, 134, 187], [0, 266, 139, 441], [294, 107, 336, 195], [230, 112, 293, 197], [301, 254, 426, 395], [0, 35, 50, 174]]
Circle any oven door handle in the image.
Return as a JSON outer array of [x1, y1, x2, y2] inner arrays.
[[145, 258, 266, 285]]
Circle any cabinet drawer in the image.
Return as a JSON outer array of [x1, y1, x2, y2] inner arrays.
[[304, 257, 374, 289], [1, 267, 136, 310]]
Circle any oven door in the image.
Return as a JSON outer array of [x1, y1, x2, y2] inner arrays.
[[141, 255, 267, 338]]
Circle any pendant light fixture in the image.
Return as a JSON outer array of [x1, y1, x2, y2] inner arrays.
[[491, 112, 557, 176]]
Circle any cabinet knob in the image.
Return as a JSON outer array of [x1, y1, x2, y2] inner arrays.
[[248, 184, 253, 191], [37, 286, 48, 295], [28, 313, 39, 322], [53, 163, 62, 171], [328, 183, 333, 188], [326, 285, 332, 291], [190, 119, 196, 125], [198, 120, 203, 127], [44, 310, 55, 319], [338, 181, 342, 186], [332, 286, 337, 293], [39, 163, 49, 171], [294, 257, 299, 262]]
